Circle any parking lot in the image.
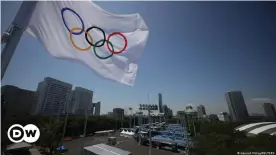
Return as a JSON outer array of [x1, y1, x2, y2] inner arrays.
[[63, 132, 185, 155]]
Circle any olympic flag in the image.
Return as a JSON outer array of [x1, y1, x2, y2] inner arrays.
[[25, 1, 149, 86]]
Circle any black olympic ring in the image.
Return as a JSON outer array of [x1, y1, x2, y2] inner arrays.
[[61, 7, 128, 60], [85, 26, 106, 48]]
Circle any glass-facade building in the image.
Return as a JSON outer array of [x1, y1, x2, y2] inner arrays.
[[225, 91, 249, 122]]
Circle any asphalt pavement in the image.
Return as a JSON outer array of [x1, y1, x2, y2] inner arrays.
[[63, 132, 186, 155]]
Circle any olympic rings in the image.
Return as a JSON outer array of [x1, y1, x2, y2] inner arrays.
[[61, 7, 85, 35], [61, 7, 128, 59], [94, 40, 114, 60], [107, 32, 128, 54], [70, 27, 93, 51], [85, 26, 106, 47]]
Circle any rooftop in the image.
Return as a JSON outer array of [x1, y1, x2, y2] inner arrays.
[[84, 143, 131, 155]]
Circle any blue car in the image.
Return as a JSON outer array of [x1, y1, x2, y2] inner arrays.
[[56, 145, 68, 153]]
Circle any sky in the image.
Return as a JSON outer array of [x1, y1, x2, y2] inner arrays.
[[1, 1, 276, 115]]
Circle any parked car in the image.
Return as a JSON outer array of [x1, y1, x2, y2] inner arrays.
[[107, 137, 117, 145], [56, 145, 68, 153], [63, 137, 72, 141]]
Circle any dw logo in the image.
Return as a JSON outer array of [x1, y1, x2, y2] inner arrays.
[[7, 124, 40, 143]]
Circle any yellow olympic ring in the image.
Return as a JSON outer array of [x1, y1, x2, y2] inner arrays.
[[69, 27, 93, 51]]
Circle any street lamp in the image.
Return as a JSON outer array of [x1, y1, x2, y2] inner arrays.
[[129, 107, 133, 128], [139, 104, 158, 155], [136, 109, 143, 145], [158, 113, 164, 124], [180, 113, 190, 155], [61, 101, 69, 145], [121, 110, 124, 129]]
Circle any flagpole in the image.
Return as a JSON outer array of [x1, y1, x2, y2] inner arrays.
[[61, 101, 69, 145], [1, 1, 37, 80], [121, 111, 124, 128], [183, 114, 190, 155], [81, 108, 88, 155], [148, 94, 152, 155]]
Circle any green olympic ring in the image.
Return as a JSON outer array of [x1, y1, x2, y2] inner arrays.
[[93, 39, 114, 60]]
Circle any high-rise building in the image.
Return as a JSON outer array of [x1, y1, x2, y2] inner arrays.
[[263, 103, 276, 121], [162, 104, 173, 119], [73, 87, 93, 115], [184, 104, 197, 119], [163, 105, 168, 117], [197, 105, 206, 118], [208, 114, 219, 121], [37, 77, 72, 115], [168, 108, 173, 118], [107, 112, 113, 116], [87, 100, 94, 116], [225, 91, 249, 122], [177, 111, 186, 117], [1, 85, 37, 118], [94, 102, 101, 116], [248, 113, 266, 122], [113, 108, 124, 117], [217, 112, 231, 122], [66, 91, 77, 114], [158, 93, 163, 113], [34, 81, 46, 114]]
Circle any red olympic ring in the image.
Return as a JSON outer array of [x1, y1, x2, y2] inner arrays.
[[61, 7, 128, 57], [106, 32, 128, 54]]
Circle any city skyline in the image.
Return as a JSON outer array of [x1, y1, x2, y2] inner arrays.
[[2, 83, 275, 122], [2, 77, 275, 116], [2, 2, 276, 115]]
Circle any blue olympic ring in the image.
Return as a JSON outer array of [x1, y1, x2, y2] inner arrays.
[[61, 7, 85, 35], [61, 7, 128, 59]]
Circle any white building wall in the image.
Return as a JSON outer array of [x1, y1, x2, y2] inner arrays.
[[73, 87, 93, 115], [38, 77, 72, 115], [94, 102, 101, 116], [217, 112, 231, 122]]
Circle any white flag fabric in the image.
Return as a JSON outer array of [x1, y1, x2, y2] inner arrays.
[[26, 1, 149, 86]]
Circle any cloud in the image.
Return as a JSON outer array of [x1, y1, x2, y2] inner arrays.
[[170, 103, 229, 115], [251, 98, 272, 101], [203, 103, 228, 114], [246, 98, 276, 114], [171, 97, 276, 115]]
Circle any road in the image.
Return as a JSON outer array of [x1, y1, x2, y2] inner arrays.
[[63, 132, 186, 155]]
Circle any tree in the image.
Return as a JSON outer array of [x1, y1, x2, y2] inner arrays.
[[38, 119, 63, 155], [66, 120, 80, 137], [195, 132, 237, 155], [193, 121, 276, 155]]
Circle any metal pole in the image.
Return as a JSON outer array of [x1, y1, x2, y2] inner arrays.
[[143, 117, 144, 124], [116, 115, 118, 130], [121, 112, 124, 128], [129, 115, 131, 128], [133, 114, 135, 127], [129, 108, 132, 128], [1, 1, 37, 80], [138, 112, 141, 145], [189, 120, 191, 131], [159, 115, 161, 123], [61, 102, 69, 145], [83, 112, 88, 136], [81, 110, 88, 155], [182, 114, 190, 155], [148, 94, 152, 155], [193, 120, 196, 137], [57, 102, 62, 121], [148, 109, 152, 155]]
